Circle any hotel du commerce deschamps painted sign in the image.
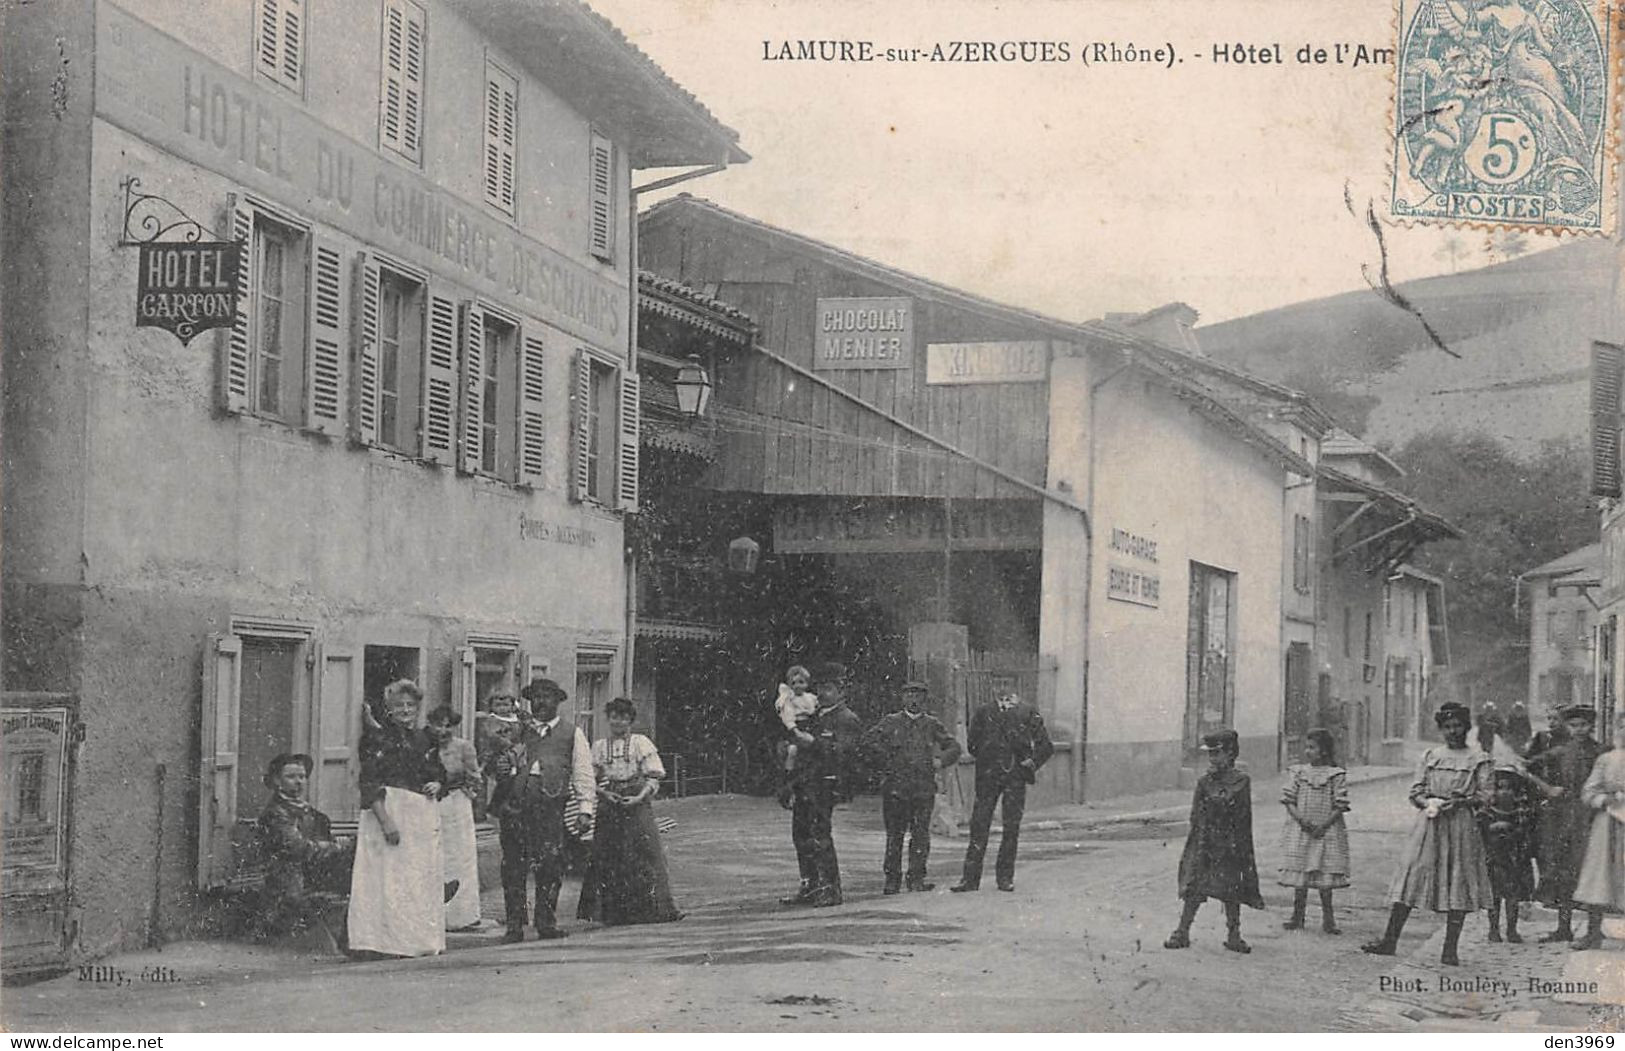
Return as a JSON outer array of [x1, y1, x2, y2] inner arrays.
[[95, 3, 626, 350]]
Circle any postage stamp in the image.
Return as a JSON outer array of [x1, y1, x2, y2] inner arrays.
[[1390, 0, 1617, 234]]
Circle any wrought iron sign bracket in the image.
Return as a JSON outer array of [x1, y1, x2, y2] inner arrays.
[[117, 177, 226, 246]]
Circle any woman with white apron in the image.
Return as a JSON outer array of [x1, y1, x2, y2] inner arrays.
[[348, 680, 449, 958]]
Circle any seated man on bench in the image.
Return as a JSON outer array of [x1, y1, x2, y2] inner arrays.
[[257, 753, 354, 942]]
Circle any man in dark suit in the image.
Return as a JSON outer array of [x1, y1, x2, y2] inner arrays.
[[490, 678, 595, 942], [951, 691, 1054, 893], [781, 661, 864, 908], [256, 753, 354, 939], [864, 681, 961, 894]]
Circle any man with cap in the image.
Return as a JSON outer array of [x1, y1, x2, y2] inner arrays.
[[863, 680, 962, 894], [489, 678, 596, 941], [952, 690, 1055, 893], [1527, 703, 1605, 942], [781, 661, 864, 907], [256, 753, 354, 939]]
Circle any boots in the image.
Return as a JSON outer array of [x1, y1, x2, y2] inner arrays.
[[1487, 902, 1502, 943], [1361, 903, 1411, 955], [1164, 897, 1200, 949], [1571, 908, 1605, 950], [1539, 905, 1575, 943], [1504, 899, 1522, 943], [1320, 889, 1340, 935], [1441, 910, 1465, 966], [1223, 900, 1250, 954], [1282, 888, 1307, 930]]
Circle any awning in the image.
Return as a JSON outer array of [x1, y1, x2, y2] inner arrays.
[[634, 618, 724, 642]]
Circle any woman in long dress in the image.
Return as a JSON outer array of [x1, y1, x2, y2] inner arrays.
[[347, 680, 448, 958], [427, 705, 484, 932], [1572, 719, 1625, 948], [1361, 701, 1493, 966], [589, 697, 683, 927]]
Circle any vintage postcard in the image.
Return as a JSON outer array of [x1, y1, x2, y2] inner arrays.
[[3, 0, 1624, 1037]]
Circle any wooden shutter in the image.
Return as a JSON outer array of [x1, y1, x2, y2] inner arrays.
[[197, 633, 243, 889], [588, 131, 614, 262], [221, 197, 254, 415], [422, 289, 458, 465], [517, 651, 548, 689], [569, 349, 591, 502], [1592, 342, 1623, 498], [483, 62, 517, 213], [351, 252, 381, 445], [305, 235, 348, 435], [312, 643, 361, 822], [453, 646, 477, 740], [379, 0, 425, 161], [617, 369, 641, 512], [517, 326, 547, 487], [256, 0, 303, 92], [459, 304, 486, 474]]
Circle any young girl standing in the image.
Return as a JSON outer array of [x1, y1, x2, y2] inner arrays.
[[1361, 701, 1493, 966], [1165, 728, 1264, 954], [1278, 728, 1350, 934], [1478, 767, 1536, 943]]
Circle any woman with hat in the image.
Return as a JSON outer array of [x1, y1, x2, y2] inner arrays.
[[1573, 716, 1625, 948], [1164, 729, 1263, 954], [1361, 701, 1493, 965], [585, 696, 684, 926], [1528, 704, 1606, 943]]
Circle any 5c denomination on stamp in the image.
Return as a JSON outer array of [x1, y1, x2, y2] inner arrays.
[[1390, 0, 1616, 234]]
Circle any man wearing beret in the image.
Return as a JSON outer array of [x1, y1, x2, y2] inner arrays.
[[952, 690, 1054, 893], [781, 661, 864, 907], [864, 681, 961, 894]]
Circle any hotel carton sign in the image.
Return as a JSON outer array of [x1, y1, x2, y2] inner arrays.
[[814, 297, 912, 370], [135, 242, 242, 345]]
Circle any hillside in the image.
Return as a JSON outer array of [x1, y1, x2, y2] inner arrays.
[[1196, 241, 1620, 453]]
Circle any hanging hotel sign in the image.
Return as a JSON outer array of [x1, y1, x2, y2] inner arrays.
[[135, 242, 242, 344], [814, 297, 913, 371], [926, 341, 1048, 385], [118, 177, 243, 346], [773, 499, 1041, 554]]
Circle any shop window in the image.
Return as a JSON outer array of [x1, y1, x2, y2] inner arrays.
[[588, 130, 615, 262], [254, 0, 304, 95], [483, 59, 518, 215], [569, 350, 640, 510], [379, 0, 426, 164]]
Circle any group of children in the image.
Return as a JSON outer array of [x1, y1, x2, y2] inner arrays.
[[1166, 702, 1625, 965]]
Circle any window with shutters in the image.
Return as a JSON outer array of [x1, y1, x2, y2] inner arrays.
[[461, 307, 516, 477], [1592, 342, 1624, 498], [233, 213, 310, 425], [376, 268, 426, 453], [1292, 514, 1311, 593], [588, 130, 615, 262], [483, 59, 518, 216], [379, 0, 426, 164], [569, 350, 639, 509], [254, 0, 305, 95]]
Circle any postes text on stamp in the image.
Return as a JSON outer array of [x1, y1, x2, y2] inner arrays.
[[1390, 0, 1616, 234]]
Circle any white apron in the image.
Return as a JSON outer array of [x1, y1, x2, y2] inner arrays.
[[348, 787, 446, 957], [440, 792, 483, 929]]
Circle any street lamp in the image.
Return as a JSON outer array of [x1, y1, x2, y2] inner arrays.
[[673, 355, 713, 420]]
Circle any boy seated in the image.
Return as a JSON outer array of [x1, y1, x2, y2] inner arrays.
[[256, 753, 354, 942]]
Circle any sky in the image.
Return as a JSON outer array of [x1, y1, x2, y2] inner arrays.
[[592, 0, 1552, 325]]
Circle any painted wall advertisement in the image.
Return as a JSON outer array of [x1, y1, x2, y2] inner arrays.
[[926, 341, 1048, 385], [814, 297, 913, 370], [1106, 526, 1161, 607], [2, 707, 71, 874]]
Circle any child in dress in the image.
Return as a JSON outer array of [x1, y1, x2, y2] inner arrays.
[[1572, 719, 1625, 949], [1165, 728, 1264, 954], [1478, 766, 1536, 943], [775, 665, 818, 773], [1279, 728, 1350, 934], [1361, 701, 1493, 966]]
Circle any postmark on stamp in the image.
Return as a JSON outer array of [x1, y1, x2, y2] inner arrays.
[[1390, 0, 1616, 234]]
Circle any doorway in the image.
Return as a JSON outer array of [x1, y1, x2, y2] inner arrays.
[[1185, 562, 1236, 761], [364, 645, 422, 723], [1282, 642, 1312, 764], [237, 637, 300, 814]]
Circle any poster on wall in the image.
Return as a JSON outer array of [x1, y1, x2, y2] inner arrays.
[[813, 297, 913, 370], [2, 706, 71, 874]]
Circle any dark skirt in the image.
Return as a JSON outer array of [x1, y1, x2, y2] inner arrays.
[[589, 787, 682, 926]]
